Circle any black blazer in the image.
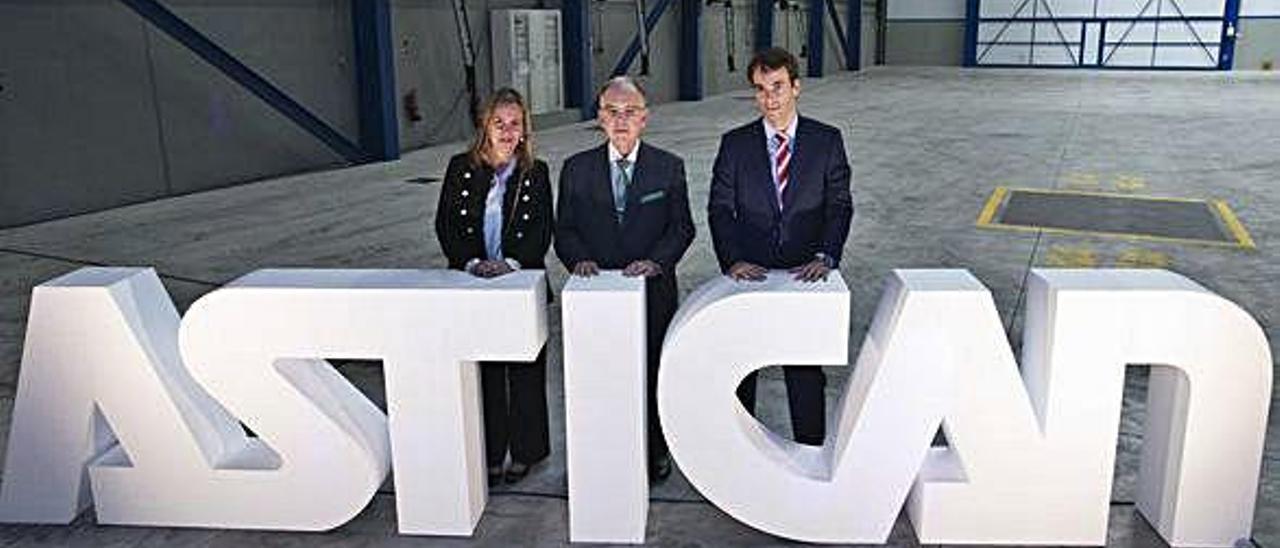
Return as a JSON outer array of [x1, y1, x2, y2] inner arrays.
[[435, 153, 554, 271], [707, 116, 853, 272], [555, 142, 695, 282]]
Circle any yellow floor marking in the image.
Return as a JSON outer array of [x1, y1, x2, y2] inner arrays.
[[975, 186, 1008, 227], [1062, 172, 1101, 191], [974, 187, 1256, 250], [1044, 245, 1098, 267], [1113, 174, 1147, 193], [1215, 200, 1258, 250], [1115, 248, 1173, 268]]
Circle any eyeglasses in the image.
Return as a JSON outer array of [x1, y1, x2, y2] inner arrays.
[[600, 105, 646, 120]]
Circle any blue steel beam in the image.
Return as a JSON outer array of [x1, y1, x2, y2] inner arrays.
[[562, 0, 592, 118], [826, 0, 859, 70], [756, 0, 775, 51], [1219, 0, 1241, 69], [118, 0, 368, 163], [849, 0, 861, 70], [352, 0, 399, 161], [964, 0, 981, 66], [611, 0, 678, 77], [679, 0, 703, 100], [807, 0, 825, 76]]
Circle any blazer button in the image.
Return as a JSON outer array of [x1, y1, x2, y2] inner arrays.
[[517, 232, 524, 239], [460, 209, 468, 216], [523, 180, 530, 187], [464, 172, 472, 179], [461, 190, 469, 197], [467, 227, 475, 234], [522, 213, 530, 221], [522, 195, 530, 202]]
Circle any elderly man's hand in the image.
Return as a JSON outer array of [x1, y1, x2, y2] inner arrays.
[[623, 260, 662, 278], [572, 261, 601, 277], [472, 260, 514, 278], [727, 261, 768, 282], [790, 259, 830, 282]]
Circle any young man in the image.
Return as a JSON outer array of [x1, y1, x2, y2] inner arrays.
[[555, 76, 696, 480], [707, 47, 854, 446]]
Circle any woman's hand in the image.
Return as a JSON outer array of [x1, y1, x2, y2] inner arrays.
[[472, 260, 515, 278]]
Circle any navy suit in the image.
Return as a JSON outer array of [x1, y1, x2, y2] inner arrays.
[[707, 116, 853, 445], [555, 142, 695, 465]]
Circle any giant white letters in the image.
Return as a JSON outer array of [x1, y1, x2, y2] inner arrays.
[[0, 268, 258, 525], [907, 269, 1272, 547], [659, 269, 1271, 547], [0, 268, 547, 534], [0, 267, 1269, 547], [179, 269, 547, 535], [562, 272, 648, 543]]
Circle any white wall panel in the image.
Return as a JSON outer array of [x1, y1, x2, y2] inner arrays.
[[889, 0, 966, 20], [1242, 0, 1280, 16]]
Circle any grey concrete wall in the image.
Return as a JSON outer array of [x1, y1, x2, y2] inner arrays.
[[154, 0, 356, 194], [0, 1, 170, 226], [589, 0, 684, 104], [702, 1, 755, 96], [885, 19, 965, 66], [1236, 18, 1280, 70], [703, 0, 873, 98], [393, 0, 560, 150], [393, 0, 486, 150], [0, 0, 355, 228], [0, 0, 869, 228], [861, 0, 877, 69]]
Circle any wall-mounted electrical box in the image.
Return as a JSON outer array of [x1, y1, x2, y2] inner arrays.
[[490, 9, 564, 115]]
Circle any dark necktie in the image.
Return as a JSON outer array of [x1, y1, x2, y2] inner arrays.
[[614, 158, 632, 222]]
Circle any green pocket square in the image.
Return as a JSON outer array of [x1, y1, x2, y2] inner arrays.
[[639, 190, 666, 204]]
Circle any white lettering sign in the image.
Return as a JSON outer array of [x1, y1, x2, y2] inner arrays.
[[0, 267, 1268, 548], [660, 269, 1270, 547]]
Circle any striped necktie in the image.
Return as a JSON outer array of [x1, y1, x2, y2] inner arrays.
[[774, 133, 791, 208]]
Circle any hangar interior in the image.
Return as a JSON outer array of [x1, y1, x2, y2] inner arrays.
[[0, 0, 1278, 545]]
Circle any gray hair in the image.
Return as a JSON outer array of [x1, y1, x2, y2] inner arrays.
[[595, 76, 648, 107]]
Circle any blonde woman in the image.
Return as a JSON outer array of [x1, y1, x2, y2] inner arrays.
[[435, 88, 553, 484]]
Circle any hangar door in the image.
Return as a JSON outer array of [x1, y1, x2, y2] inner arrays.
[[971, 0, 1241, 69]]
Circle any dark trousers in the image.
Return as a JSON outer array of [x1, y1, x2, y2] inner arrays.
[[736, 366, 827, 446], [481, 348, 550, 468], [646, 278, 678, 466]]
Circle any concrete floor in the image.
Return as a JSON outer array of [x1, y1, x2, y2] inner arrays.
[[0, 66, 1277, 546]]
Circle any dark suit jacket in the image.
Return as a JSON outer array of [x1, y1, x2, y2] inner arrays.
[[707, 116, 853, 272], [435, 153, 554, 271], [555, 142, 695, 310]]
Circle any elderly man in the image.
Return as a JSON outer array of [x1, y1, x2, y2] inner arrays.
[[708, 47, 854, 446], [555, 76, 695, 481]]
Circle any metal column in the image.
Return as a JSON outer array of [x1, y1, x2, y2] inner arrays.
[[964, 0, 981, 66], [563, 0, 593, 118], [807, 0, 825, 76], [847, 0, 863, 70], [756, 0, 775, 51], [679, 0, 704, 100], [352, 0, 399, 161], [1219, 0, 1241, 69]]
